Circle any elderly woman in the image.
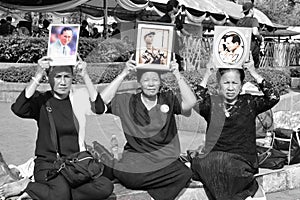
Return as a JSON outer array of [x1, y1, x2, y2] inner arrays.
[[191, 59, 280, 200], [100, 55, 196, 200], [0, 57, 113, 200]]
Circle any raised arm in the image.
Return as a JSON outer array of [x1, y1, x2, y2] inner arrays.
[[100, 55, 136, 104], [200, 57, 215, 88], [76, 57, 98, 101], [243, 57, 280, 112], [25, 56, 49, 98], [170, 55, 196, 115]]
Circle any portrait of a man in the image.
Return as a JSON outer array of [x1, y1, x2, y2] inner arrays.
[[139, 31, 167, 65], [219, 33, 244, 64], [49, 27, 73, 56], [213, 26, 252, 69], [47, 24, 80, 66]]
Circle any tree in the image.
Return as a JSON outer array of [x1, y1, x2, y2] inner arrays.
[[255, 0, 300, 26]]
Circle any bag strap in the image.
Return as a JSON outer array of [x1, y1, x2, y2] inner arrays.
[[257, 109, 273, 131], [46, 101, 60, 159]]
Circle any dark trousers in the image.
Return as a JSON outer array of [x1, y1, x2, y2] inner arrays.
[[25, 160, 113, 200], [113, 159, 192, 200], [191, 151, 258, 200], [252, 43, 260, 68]]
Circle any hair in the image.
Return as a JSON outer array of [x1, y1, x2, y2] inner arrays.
[[0, 19, 6, 24], [216, 68, 245, 83], [136, 69, 162, 83], [46, 65, 74, 77], [6, 16, 12, 22], [244, 10, 251, 16], [112, 22, 117, 29], [82, 20, 88, 26], [226, 34, 241, 45], [60, 27, 73, 35], [167, 0, 179, 8], [42, 19, 50, 28]]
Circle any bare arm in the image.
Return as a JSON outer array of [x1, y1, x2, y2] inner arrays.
[[170, 55, 196, 115], [243, 55, 263, 83], [200, 57, 215, 88], [100, 56, 136, 104], [76, 58, 98, 101], [25, 56, 50, 98]]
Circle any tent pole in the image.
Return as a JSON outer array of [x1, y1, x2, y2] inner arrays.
[[103, 0, 108, 39]]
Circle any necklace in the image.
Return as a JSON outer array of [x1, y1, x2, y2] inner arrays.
[[223, 102, 234, 117]]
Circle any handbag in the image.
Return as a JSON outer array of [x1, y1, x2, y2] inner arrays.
[[257, 145, 287, 169], [45, 101, 104, 188]]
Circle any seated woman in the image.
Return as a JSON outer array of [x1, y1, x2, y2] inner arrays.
[[191, 57, 280, 200], [0, 57, 113, 200], [100, 55, 196, 200]]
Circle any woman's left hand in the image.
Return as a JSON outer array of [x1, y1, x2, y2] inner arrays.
[[76, 56, 88, 78], [170, 53, 180, 77], [243, 53, 255, 73]]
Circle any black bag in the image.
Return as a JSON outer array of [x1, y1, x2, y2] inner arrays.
[[257, 146, 287, 169], [273, 128, 300, 165], [88, 141, 115, 180], [45, 101, 104, 188]]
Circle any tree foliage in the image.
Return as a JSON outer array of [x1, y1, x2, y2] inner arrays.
[[255, 0, 300, 26]]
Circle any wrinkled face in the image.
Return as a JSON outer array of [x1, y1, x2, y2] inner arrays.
[[49, 66, 73, 99], [219, 70, 242, 103], [144, 34, 154, 45], [59, 30, 73, 45], [225, 36, 239, 52], [139, 72, 161, 97]]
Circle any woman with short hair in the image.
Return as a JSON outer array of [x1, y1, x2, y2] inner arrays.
[[191, 58, 280, 200], [0, 57, 113, 200]]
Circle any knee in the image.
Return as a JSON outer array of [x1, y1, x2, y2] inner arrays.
[[113, 170, 142, 189], [179, 164, 193, 183], [95, 177, 114, 199]]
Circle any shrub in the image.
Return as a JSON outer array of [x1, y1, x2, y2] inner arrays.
[[160, 68, 290, 96], [0, 65, 290, 96], [0, 36, 132, 63], [0, 37, 47, 63], [84, 38, 134, 63], [290, 68, 300, 77]]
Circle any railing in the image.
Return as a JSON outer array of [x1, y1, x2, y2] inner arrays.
[[260, 42, 300, 68], [180, 36, 300, 69]]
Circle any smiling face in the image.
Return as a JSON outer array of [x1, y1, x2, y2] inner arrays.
[[49, 66, 73, 99], [139, 71, 161, 98], [59, 30, 73, 45], [218, 70, 243, 103]]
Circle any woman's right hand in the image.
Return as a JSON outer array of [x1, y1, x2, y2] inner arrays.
[[36, 56, 52, 81], [121, 54, 136, 76], [205, 56, 216, 77]]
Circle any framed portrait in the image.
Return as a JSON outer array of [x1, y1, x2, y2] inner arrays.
[[213, 26, 252, 69], [47, 24, 80, 66], [135, 22, 175, 71]]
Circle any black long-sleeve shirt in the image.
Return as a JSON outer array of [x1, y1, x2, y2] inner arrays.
[[11, 90, 105, 162], [194, 80, 280, 165]]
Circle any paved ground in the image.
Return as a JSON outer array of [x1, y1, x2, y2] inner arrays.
[[266, 188, 300, 200]]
